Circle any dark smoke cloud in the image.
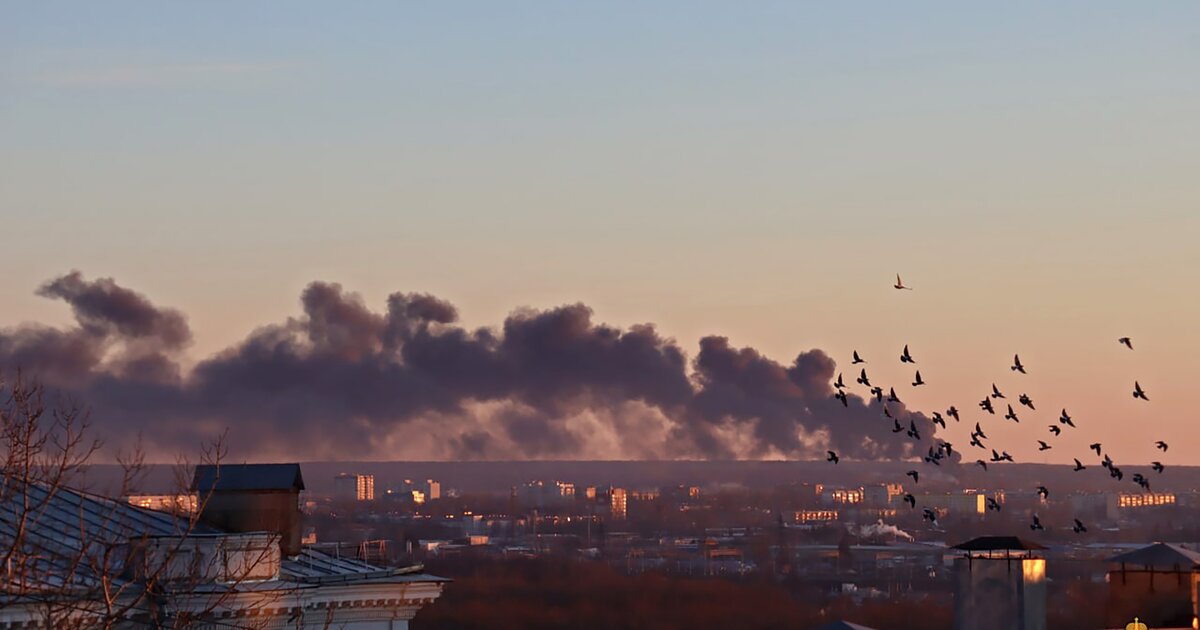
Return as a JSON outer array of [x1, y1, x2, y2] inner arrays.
[[0, 272, 955, 462]]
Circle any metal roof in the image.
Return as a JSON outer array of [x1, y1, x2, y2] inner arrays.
[[809, 622, 880, 630], [190, 463, 305, 492], [1108, 542, 1200, 568], [952, 536, 1047, 552]]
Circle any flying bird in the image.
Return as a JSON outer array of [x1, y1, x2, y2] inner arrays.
[[1102, 454, 1113, 469], [1018, 394, 1035, 410], [1152, 461, 1164, 474], [1073, 458, 1086, 472], [892, 418, 904, 433], [1118, 337, 1133, 350], [986, 497, 1001, 511], [852, 350, 865, 364], [979, 398, 995, 414], [900, 344, 916, 364], [912, 371, 925, 387], [894, 274, 912, 290], [973, 423, 988, 439], [906, 470, 920, 484], [1059, 409, 1075, 427], [1132, 473, 1150, 491], [1000, 451, 1014, 462], [1110, 466, 1124, 481], [924, 447, 941, 466], [826, 450, 839, 464], [834, 373, 846, 389], [1133, 381, 1149, 401], [940, 442, 954, 457], [903, 493, 916, 508], [1072, 519, 1087, 534], [856, 369, 872, 387], [946, 406, 960, 422], [1037, 440, 1051, 451], [906, 420, 921, 441], [1155, 440, 1168, 452], [870, 386, 884, 401], [888, 387, 901, 403], [1089, 443, 1102, 456], [922, 508, 938, 523], [990, 449, 1004, 463], [1004, 405, 1020, 423], [1012, 354, 1026, 374], [970, 434, 985, 449], [931, 412, 946, 429], [834, 390, 848, 407], [991, 384, 1005, 399], [1037, 486, 1049, 500], [883, 405, 894, 419], [976, 460, 988, 471], [1030, 515, 1044, 531], [1048, 425, 1061, 436]]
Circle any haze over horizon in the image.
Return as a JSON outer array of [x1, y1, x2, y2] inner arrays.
[[3, 3, 1198, 466]]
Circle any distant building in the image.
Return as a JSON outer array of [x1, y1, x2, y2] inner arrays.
[[951, 536, 1047, 630], [334, 473, 374, 501], [794, 509, 838, 523], [916, 491, 986, 515], [516, 480, 575, 508], [821, 487, 865, 505], [124, 493, 197, 514], [863, 483, 904, 506], [423, 479, 441, 501], [1107, 492, 1176, 520], [1105, 542, 1200, 629], [611, 487, 628, 520]]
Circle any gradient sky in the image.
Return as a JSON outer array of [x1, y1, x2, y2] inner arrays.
[[2, 2, 1198, 464]]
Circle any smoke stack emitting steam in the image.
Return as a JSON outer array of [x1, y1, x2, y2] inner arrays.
[[0, 272, 957, 461]]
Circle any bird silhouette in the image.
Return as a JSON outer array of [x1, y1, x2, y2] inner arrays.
[[852, 350, 865, 364], [826, 450, 839, 464], [990, 449, 1004, 463], [973, 423, 988, 439], [912, 370, 925, 387], [970, 435, 985, 449], [976, 459, 988, 471], [1048, 425, 1061, 436], [834, 390, 848, 407], [1110, 466, 1124, 481], [1089, 443, 1102, 456], [1118, 337, 1133, 350], [941, 442, 954, 457], [1018, 394, 1035, 410], [907, 420, 921, 441], [870, 386, 884, 401], [1037, 440, 1051, 451], [1072, 519, 1087, 534], [931, 412, 946, 429], [979, 398, 995, 414], [892, 418, 904, 433], [1004, 405, 1020, 423], [1059, 409, 1075, 428], [834, 373, 846, 389], [991, 384, 1005, 399], [1155, 440, 1168, 452], [1102, 454, 1113, 469], [924, 446, 941, 466], [894, 274, 912, 290], [856, 369, 871, 387], [1000, 451, 1014, 462], [888, 387, 901, 403], [946, 406, 960, 422], [986, 497, 1001, 511], [883, 405, 894, 419], [1152, 461, 1164, 474], [1132, 473, 1150, 491], [903, 493, 916, 508], [1012, 354, 1026, 374], [906, 470, 920, 484], [1133, 381, 1149, 401], [1030, 515, 1044, 531], [900, 344, 916, 364], [922, 508, 938, 523], [1073, 458, 1086, 472], [1037, 486, 1049, 500]]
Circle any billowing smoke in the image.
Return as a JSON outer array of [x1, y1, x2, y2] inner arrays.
[[853, 520, 915, 542], [0, 272, 957, 462]]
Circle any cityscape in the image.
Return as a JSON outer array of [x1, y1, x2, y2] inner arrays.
[[4, 3, 1200, 629]]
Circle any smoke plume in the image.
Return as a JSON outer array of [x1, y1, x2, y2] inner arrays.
[[0, 272, 956, 461]]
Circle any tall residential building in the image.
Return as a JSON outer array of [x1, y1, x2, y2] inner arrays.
[[423, 479, 441, 501], [610, 487, 628, 520], [334, 473, 375, 501]]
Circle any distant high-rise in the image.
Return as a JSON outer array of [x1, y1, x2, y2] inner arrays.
[[423, 479, 441, 501], [333, 473, 374, 501], [610, 488, 628, 520]]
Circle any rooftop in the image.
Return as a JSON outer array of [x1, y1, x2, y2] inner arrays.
[[190, 463, 305, 492]]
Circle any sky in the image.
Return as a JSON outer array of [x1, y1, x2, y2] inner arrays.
[[1, 2, 1198, 465]]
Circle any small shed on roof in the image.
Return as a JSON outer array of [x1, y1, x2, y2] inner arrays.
[[190, 463, 305, 493], [1108, 542, 1200, 569]]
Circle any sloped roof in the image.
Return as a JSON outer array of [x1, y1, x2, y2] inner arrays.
[[809, 622, 880, 630], [1108, 542, 1200, 568], [191, 463, 305, 492], [953, 536, 1046, 551]]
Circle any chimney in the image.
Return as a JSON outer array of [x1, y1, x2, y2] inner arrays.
[[951, 535, 1047, 630], [190, 463, 306, 556]]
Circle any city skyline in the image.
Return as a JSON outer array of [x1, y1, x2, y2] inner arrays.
[[3, 3, 1198, 465]]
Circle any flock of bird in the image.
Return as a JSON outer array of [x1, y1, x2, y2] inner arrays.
[[823, 275, 1165, 535]]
